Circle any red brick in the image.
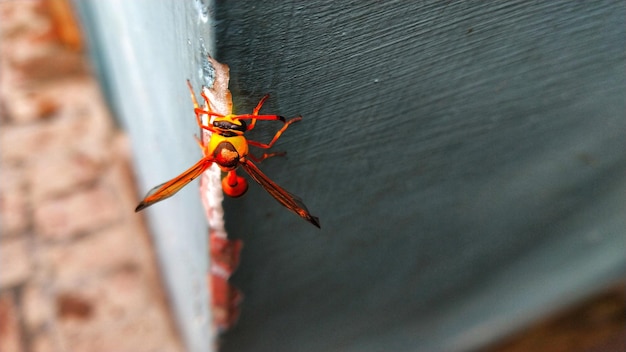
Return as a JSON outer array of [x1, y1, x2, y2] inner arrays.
[[0, 237, 32, 288], [0, 124, 33, 164], [31, 332, 58, 352], [22, 282, 54, 332], [0, 166, 29, 237], [0, 80, 113, 166], [45, 225, 147, 284], [30, 151, 101, 201], [0, 291, 25, 352], [0, 120, 69, 165], [0, 189, 28, 237], [0, 0, 87, 85], [55, 269, 182, 352], [34, 186, 120, 240], [1, 87, 60, 124], [0, 2, 182, 351], [0, 1, 49, 41]]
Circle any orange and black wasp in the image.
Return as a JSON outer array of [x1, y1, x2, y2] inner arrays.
[[135, 81, 320, 228]]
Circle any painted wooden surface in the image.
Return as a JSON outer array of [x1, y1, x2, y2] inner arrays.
[[214, 1, 625, 351], [77, 1, 625, 351], [74, 1, 217, 351]]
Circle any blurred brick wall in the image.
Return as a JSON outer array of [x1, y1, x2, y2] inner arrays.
[[0, 1, 182, 351]]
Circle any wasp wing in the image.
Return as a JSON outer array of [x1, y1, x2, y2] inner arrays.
[[135, 157, 214, 212], [240, 159, 320, 228]]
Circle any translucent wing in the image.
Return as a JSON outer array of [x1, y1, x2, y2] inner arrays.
[[240, 158, 320, 228], [135, 157, 214, 212]]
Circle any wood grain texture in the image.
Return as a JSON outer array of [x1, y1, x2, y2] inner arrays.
[[213, 1, 625, 351]]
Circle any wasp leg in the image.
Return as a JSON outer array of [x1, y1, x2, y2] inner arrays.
[[193, 135, 205, 149], [187, 80, 225, 130], [186, 80, 201, 110], [252, 94, 269, 115], [193, 108, 224, 132], [234, 94, 287, 131], [244, 94, 269, 131], [247, 151, 286, 163], [235, 113, 285, 124], [247, 116, 302, 149]]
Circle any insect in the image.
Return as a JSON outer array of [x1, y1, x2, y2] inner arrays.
[[135, 81, 320, 228]]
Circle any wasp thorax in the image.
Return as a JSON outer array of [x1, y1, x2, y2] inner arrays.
[[213, 141, 240, 169]]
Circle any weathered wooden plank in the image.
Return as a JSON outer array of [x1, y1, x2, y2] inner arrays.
[[214, 1, 625, 351]]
